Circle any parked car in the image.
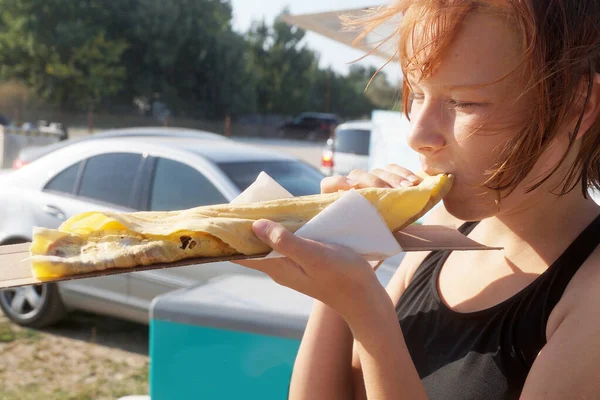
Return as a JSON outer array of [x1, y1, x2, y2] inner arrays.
[[11, 126, 229, 170], [277, 112, 340, 141], [321, 120, 372, 176], [0, 113, 11, 126], [0, 135, 326, 328]]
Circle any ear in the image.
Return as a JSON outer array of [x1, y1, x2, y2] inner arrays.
[[574, 73, 600, 139]]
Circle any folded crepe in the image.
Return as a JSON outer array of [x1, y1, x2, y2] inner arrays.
[[29, 174, 453, 279]]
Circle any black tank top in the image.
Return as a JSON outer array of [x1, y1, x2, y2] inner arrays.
[[395, 216, 600, 399]]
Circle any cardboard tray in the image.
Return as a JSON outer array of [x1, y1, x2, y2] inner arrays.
[[0, 225, 501, 289]]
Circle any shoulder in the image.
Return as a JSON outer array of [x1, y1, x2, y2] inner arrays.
[[523, 248, 600, 398], [385, 204, 464, 304], [547, 243, 600, 339]]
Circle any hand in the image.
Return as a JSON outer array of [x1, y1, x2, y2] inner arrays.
[[234, 219, 389, 324], [321, 165, 422, 194]]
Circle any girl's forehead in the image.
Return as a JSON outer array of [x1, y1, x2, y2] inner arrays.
[[404, 11, 524, 88]]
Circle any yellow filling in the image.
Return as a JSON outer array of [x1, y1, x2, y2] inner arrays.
[[29, 174, 453, 279]]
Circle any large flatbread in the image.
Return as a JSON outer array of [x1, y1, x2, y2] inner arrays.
[[29, 174, 452, 279]]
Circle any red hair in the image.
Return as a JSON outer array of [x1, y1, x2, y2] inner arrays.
[[344, 0, 600, 197]]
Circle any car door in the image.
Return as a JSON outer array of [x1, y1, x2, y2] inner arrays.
[[299, 117, 319, 135], [128, 156, 257, 311], [33, 152, 145, 307], [288, 116, 312, 139]]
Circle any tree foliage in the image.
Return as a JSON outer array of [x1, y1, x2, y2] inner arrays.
[[0, 1, 398, 119]]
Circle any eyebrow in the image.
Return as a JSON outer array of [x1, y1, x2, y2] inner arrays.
[[406, 76, 497, 92], [441, 83, 491, 90]]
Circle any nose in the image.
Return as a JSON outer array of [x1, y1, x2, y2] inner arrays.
[[407, 100, 447, 155]]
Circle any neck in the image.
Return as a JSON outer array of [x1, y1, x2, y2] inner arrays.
[[478, 187, 600, 265]]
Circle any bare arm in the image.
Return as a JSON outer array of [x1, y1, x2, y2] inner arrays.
[[289, 171, 458, 400], [346, 204, 463, 399], [288, 301, 355, 399], [291, 215, 457, 399], [348, 291, 429, 400], [350, 204, 462, 399], [288, 252, 425, 400], [519, 275, 600, 399]]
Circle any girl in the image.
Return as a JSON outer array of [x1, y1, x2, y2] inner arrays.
[[237, 1, 600, 398]]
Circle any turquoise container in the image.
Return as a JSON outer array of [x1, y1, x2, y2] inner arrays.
[[149, 274, 313, 400]]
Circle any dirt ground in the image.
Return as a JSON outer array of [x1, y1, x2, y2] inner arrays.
[[0, 310, 150, 400]]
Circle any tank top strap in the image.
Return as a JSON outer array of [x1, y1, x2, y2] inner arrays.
[[541, 213, 600, 312], [458, 220, 480, 235]]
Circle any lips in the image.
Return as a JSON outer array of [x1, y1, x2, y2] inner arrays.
[[419, 156, 454, 177], [422, 164, 452, 176]]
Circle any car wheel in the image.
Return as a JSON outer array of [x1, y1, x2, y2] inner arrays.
[[0, 283, 67, 328], [0, 240, 67, 328]]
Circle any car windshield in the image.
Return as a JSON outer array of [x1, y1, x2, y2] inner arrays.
[[334, 129, 371, 156], [218, 160, 324, 197]]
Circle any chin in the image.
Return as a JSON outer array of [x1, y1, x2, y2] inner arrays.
[[442, 199, 480, 221], [441, 184, 497, 222]]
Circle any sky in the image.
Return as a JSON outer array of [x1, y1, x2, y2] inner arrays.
[[229, 0, 401, 79]]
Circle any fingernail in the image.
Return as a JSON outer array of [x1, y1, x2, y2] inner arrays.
[[408, 175, 420, 183], [252, 219, 270, 237], [401, 180, 414, 187]]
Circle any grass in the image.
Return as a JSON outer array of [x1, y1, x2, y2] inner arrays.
[[0, 315, 149, 400], [0, 320, 41, 343], [0, 364, 149, 400]]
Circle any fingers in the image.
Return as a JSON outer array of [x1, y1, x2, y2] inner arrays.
[[320, 165, 422, 193], [233, 257, 301, 283], [321, 175, 356, 194], [251, 219, 327, 265], [370, 168, 420, 188], [383, 165, 422, 184], [347, 169, 392, 189]]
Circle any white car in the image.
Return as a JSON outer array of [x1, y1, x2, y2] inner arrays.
[[0, 135, 326, 327], [321, 120, 372, 176], [12, 126, 229, 169]]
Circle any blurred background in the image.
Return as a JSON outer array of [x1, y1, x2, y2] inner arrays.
[[0, 0, 400, 139], [0, 1, 409, 399]]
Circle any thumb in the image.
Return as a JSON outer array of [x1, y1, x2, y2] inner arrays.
[[252, 219, 323, 263]]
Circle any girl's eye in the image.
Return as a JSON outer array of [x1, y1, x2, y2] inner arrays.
[[412, 93, 425, 100], [447, 100, 478, 109], [409, 93, 425, 103]]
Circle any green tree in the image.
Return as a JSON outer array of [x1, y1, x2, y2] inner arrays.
[[248, 11, 319, 116], [0, 0, 129, 110], [46, 32, 128, 112], [0, 1, 397, 121], [347, 65, 400, 111], [126, 0, 256, 119]]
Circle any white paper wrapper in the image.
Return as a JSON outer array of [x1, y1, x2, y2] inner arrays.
[[231, 172, 402, 262], [230, 172, 294, 204]]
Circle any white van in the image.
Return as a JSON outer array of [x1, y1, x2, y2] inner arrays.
[[320, 120, 372, 176]]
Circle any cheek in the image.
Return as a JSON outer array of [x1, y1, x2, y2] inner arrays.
[[442, 178, 499, 221], [449, 116, 510, 182]]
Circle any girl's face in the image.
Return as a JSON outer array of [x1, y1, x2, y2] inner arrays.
[[406, 11, 569, 220]]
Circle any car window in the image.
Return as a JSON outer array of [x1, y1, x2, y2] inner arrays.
[[217, 160, 323, 197], [150, 158, 227, 211], [78, 153, 142, 207], [44, 162, 82, 195], [334, 129, 371, 156]]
